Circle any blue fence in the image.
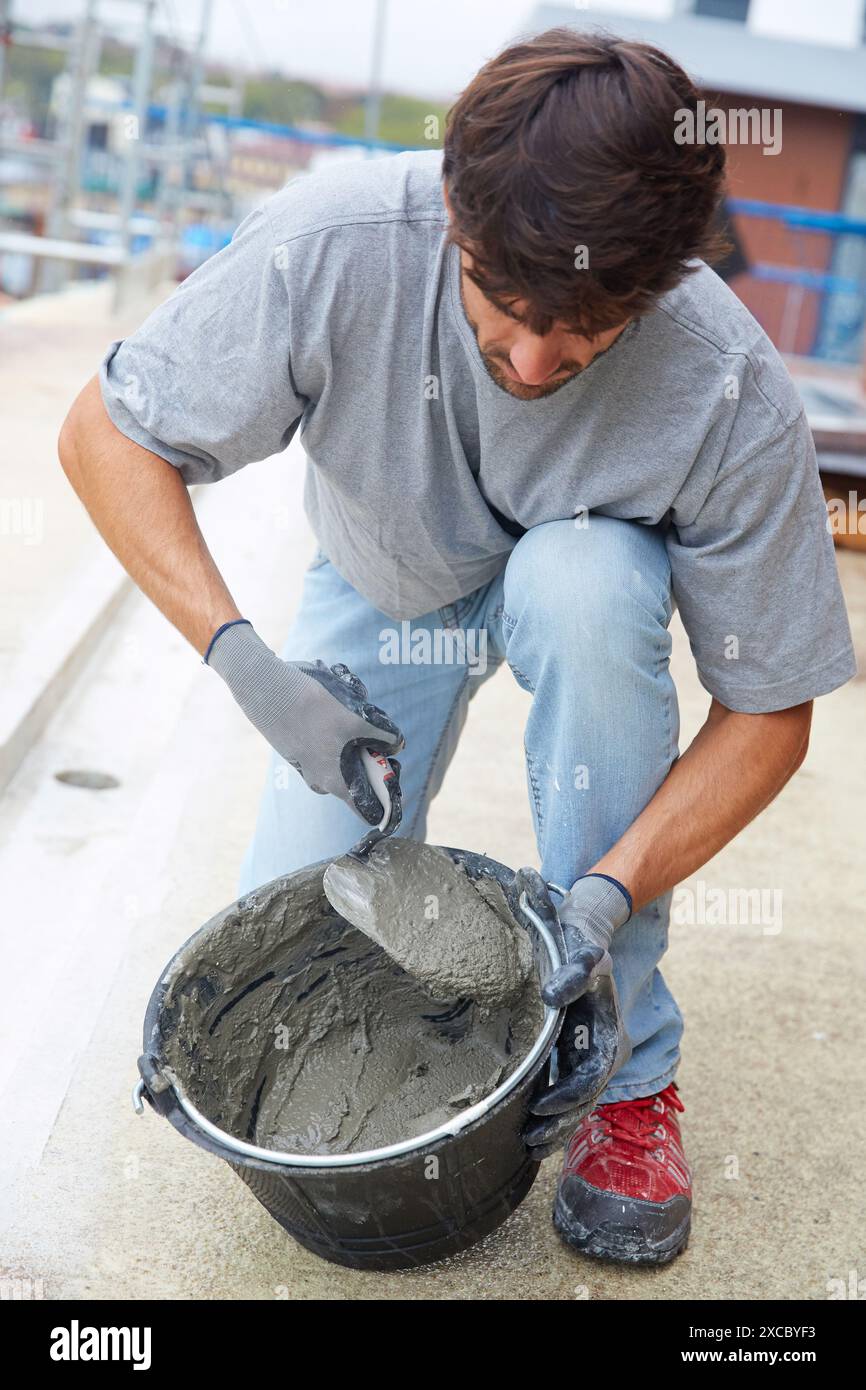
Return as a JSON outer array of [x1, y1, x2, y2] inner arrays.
[[727, 197, 866, 364]]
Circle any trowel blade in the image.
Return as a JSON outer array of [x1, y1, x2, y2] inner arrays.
[[322, 839, 531, 1009], [322, 853, 393, 949]]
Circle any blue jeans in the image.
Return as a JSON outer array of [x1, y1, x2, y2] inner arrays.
[[239, 517, 683, 1102]]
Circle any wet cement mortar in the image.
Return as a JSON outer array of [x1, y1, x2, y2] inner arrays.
[[160, 846, 543, 1156], [323, 839, 533, 1008]]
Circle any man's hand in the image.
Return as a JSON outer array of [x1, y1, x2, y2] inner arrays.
[[519, 870, 632, 1160], [206, 620, 404, 828]]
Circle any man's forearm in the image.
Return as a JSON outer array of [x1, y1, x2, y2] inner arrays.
[[590, 699, 812, 913], [59, 376, 240, 654]]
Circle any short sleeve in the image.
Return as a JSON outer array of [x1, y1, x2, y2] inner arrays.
[[98, 205, 306, 484], [667, 411, 856, 713]]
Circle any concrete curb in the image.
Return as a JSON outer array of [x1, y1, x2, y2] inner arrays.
[[0, 547, 132, 794], [0, 474, 209, 796]]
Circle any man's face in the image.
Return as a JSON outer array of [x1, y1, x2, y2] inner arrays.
[[458, 250, 629, 402], [443, 187, 630, 400]]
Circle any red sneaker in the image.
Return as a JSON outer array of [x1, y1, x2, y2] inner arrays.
[[554, 1082, 691, 1266]]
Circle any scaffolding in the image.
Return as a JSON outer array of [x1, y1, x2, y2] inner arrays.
[[0, 0, 216, 308]]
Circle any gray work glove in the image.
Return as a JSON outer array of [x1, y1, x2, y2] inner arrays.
[[206, 620, 404, 829], [520, 870, 633, 1160]]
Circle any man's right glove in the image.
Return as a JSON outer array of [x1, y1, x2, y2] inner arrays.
[[522, 870, 633, 1160], [205, 619, 404, 829]]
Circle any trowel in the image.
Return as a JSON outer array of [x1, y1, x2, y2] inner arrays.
[[322, 835, 532, 1009]]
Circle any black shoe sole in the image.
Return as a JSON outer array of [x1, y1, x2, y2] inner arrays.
[[553, 1192, 691, 1268]]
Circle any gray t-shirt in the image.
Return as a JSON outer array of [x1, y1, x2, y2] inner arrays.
[[99, 149, 856, 714]]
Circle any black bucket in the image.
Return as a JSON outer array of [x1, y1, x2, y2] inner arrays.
[[135, 848, 565, 1271]]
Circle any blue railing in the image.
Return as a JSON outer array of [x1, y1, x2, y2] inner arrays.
[[727, 197, 866, 363]]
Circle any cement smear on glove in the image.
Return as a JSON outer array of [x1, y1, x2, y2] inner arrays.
[[159, 857, 542, 1156]]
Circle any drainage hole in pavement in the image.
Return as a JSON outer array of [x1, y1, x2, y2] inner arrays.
[[54, 770, 121, 791]]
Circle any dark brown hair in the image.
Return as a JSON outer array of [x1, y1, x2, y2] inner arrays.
[[443, 28, 729, 337]]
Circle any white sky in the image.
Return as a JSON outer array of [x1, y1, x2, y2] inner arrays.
[[17, 0, 864, 100], [17, 0, 668, 101]]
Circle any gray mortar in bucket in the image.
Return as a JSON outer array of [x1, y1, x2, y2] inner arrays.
[[157, 843, 546, 1158]]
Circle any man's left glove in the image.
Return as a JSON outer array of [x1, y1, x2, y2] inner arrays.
[[518, 869, 633, 1161]]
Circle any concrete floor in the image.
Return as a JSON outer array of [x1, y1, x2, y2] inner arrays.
[[1, 412, 864, 1301]]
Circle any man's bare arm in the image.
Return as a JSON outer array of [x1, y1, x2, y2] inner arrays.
[[59, 377, 404, 825], [590, 698, 812, 911], [58, 376, 241, 654]]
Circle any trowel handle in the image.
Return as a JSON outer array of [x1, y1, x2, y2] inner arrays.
[[361, 747, 395, 832]]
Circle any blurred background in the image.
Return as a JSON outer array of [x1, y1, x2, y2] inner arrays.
[[2, 0, 866, 673], [1, 1, 864, 1302]]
